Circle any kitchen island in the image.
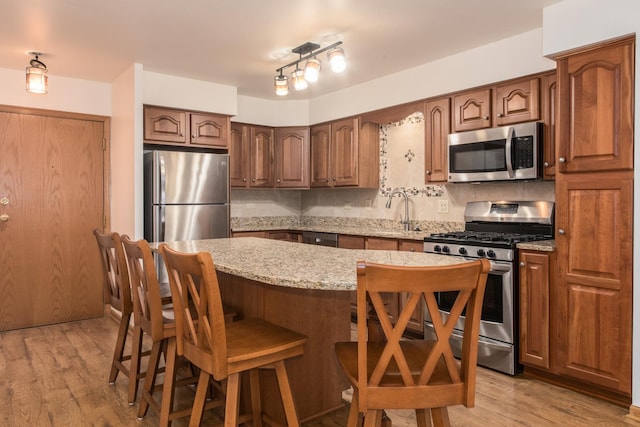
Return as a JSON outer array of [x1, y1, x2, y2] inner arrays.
[[154, 237, 467, 422]]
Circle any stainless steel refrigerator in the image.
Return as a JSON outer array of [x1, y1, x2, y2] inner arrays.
[[144, 149, 229, 281]]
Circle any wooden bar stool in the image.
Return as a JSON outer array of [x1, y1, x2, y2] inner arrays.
[[122, 236, 236, 426], [335, 259, 490, 427], [93, 229, 146, 405], [160, 243, 308, 427]]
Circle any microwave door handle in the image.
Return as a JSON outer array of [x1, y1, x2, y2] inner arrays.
[[505, 126, 515, 178]]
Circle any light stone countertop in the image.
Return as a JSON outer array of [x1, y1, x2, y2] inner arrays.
[[152, 237, 467, 291], [516, 240, 556, 252]]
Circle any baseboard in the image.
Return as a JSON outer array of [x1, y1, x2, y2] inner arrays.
[[627, 405, 640, 423]]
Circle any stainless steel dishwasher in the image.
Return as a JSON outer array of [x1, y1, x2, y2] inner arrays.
[[302, 231, 339, 247]]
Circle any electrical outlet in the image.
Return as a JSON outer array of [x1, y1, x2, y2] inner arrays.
[[438, 199, 449, 213], [344, 201, 352, 210]]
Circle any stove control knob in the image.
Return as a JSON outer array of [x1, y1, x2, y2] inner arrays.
[[433, 245, 442, 252], [442, 246, 450, 254], [486, 249, 496, 258], [458, 247, 467, 255], [477, 249, 485, 257]]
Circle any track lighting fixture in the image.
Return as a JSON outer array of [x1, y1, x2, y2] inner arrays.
[[274, 41, 345, 96], [26, 52, 48, 94]]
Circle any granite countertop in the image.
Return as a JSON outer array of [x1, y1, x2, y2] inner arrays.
[[516, 240, 556, 252], [153, 237, 467, 291]]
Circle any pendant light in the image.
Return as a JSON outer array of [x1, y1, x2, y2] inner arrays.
[[274, 71, 289, 96], [304, 58, 321, 83], [26, 52, 48, 94], [291, 67, 308, 91], [328, 47, 346, 73]]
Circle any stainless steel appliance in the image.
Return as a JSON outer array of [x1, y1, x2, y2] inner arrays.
[[144, 150, 230, 280], [302, 231, 338, 247], [423, 200, 554, 375], [448, 121, 543, 183]]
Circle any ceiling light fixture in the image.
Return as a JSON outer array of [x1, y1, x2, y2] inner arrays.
[[274, 70, 289, 96], [274, 41, 345, 96], [26, 52, 48, 94]]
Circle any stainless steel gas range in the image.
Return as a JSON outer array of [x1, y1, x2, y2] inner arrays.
[[423, 200, 554, 375]]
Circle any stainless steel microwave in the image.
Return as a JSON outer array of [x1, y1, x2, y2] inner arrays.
[[447, 121, 543, 183]]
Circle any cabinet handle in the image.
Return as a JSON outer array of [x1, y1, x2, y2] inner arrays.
[[483, 116, 489, 120], [425, 170, 431, 175], [252, 178, 256, 182], [0, 197, 8, 205], [410, 248, 415, 252], [179, 133, 184, 137], [0, 213, 9, 222], [543, 161, 549, 167], [276, 179, 281, 183], [192, 134, 196, 139], [242, 178, 247, 182], [558, 229, 565, 235], [558, 157, 566, 163], [333, 177, 336, 181], [519, 262, 525, 267], [497, 113, 504, 118]]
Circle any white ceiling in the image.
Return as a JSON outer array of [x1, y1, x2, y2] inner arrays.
[[0, 0, 562, 101]]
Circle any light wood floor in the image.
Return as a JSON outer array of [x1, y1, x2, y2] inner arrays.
[[0, 315, 638, 426]]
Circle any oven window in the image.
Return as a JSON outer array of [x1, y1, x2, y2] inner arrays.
[[438, 272, 503, 323], [449, 140, 507, 173]]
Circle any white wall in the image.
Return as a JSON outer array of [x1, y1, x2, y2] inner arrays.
[[234, 95, 308, 126], [142, 71, 237, 116], [309, 28, 556, 124], [542, 0, 640, 408], [0, 67, 111, 116], [110, 63, 143, 237]]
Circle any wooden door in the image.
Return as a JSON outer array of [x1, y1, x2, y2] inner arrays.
[[556, 39, 634, 173], [424, 97, 450, 183], [519, 250, 552, 370], [494, 77, 540, 126], [249, 126, 275, 188], [310, 124, 331, 188], [189, 113, 229, 148], [229, 123, 250, 188], [555, 171, 632, 393], [0, 108, 107, 330], [452, 88, 491, 132], [331, 118, 358, 187], [275, 127, 309, 188]]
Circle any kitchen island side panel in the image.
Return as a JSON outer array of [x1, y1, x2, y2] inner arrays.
[[216, 271, 351, 422]]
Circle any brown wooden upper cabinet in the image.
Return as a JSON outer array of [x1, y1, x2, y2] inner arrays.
[[556, 39, 634, 173], [275, 127, 310, 188], [541, 71, 557, 179], [144, 105, 229, 148], [452, 77, 540, 132], [311, 117, 379, 188], [230, 123, 310, 189], [424, 97, 450, 183]]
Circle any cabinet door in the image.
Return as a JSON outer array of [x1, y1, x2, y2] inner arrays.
[[189, 113, 229, 148], [556, 39, 634, 173], [555, 171, 632, 393], [541, 72, 557, 179], [331, 118, 359, 186], [250, 126, 275, 188], [275, 127, 310, 188], [230, 123, 250, 188], [452, 88, 491, 132], [519, 250, 552, 370], [424, 98, 450, 183], [144, 106, 187, 144], [494, 78, 540, 126], [310, 124, 332, 187]]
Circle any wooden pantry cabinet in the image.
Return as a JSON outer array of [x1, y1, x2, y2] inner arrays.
[[310, 117, 379, 188], [551, 36, 634, 400], [144, 105, 230, 148], [424, 97, 450, 183], [452, 76, 540, 132]]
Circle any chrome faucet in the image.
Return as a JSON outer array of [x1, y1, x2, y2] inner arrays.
[[386, 189, 410, 231]]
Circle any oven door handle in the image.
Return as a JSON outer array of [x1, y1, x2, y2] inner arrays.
[[462, 257, 512, 272]]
